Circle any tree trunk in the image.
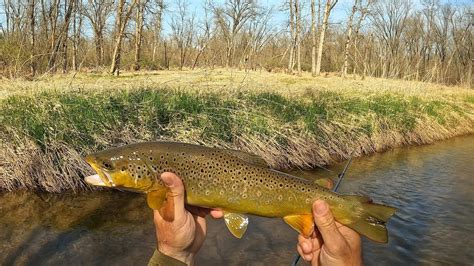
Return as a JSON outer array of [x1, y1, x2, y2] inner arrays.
[[72, 0, 82, 71], [315, 0, 337, 76], [48, 0, 73, 73], [341, 0, 358, 78], [288, 0, 295, 73], [110, 0, 136, 76], [295, 0, 301, 76], [133, 0, 145, 71], [311, 0, 316, 76], [28, 0, 36, 76]]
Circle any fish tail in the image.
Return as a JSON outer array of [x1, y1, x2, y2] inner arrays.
[[342, 195, 397, 243]]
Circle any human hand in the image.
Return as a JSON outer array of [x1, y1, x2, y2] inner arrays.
[[297, 200, 362, 266], [153, 172, 224, 265]]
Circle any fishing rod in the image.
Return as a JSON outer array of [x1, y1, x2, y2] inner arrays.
[[291, 156, 353, 266]]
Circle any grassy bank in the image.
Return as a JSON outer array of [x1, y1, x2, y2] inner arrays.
[[1, 69, 473, 192]]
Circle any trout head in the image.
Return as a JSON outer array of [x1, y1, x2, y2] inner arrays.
[[84, 146, 157, 192]]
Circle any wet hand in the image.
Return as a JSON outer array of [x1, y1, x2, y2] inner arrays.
[[297, 200, 362, 266], [153, 172, 224, 265]]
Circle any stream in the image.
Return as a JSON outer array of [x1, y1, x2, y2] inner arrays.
[[1, 135, 473, 265]]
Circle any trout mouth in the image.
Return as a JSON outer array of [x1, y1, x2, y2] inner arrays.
[[84, 155, 116, 187]]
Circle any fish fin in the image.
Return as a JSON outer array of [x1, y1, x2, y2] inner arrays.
[[147, 189, 175, 221], [283, 214, 314, 237], [341, 196, 397, 243], [223, 149, 268, 167], [223, 212, 249, 238], [314, 178, 334, 189]]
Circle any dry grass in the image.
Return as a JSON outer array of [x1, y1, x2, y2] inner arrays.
[[1, 69, 473, 192]]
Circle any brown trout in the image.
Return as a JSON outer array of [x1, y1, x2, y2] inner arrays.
[[85, 142, 397, 243]]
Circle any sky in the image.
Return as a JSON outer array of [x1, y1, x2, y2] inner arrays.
[[158, 0, 473, 35], [0, 0, 472, 38]]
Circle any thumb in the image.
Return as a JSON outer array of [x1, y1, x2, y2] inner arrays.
[[160, 172, 186, 219], [313, 200, 346, 254]]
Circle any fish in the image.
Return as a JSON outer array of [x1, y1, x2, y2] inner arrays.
[[85, 141, 397, 243]]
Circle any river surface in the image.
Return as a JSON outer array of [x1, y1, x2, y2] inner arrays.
[[1, 135, 473, 265]]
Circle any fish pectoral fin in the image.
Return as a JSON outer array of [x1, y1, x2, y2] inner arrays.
[[314, 178, 334, 190], [223, 212, 249, 239], [283, 214, 314, 237], [146, 189, 175, 222]]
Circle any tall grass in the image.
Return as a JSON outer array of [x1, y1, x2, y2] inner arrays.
[[1, 70, 473, 192]]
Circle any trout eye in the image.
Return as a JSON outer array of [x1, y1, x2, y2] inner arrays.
[[102, 161, 114, 170]]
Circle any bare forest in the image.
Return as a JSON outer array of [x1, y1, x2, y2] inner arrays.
[[0, 0, 472, 86]]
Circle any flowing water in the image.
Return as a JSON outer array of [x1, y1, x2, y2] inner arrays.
[[1, 135, 473, 265]]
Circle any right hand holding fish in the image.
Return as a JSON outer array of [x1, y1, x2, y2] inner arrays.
[[297, 200, 362, 266], [153, 172, 223, 265]]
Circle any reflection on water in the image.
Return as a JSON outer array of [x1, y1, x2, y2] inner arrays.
[[1, 135, 473, 265]]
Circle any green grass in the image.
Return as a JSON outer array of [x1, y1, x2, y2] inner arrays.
[[1, 69, 473, 192]]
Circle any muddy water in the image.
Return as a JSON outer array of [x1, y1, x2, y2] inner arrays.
[[1, 135, 473, 265]]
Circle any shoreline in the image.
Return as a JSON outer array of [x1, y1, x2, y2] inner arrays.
[[1, 70, 473, 192]]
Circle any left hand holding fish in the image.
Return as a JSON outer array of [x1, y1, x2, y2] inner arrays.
[[153, 172, 224, 265]]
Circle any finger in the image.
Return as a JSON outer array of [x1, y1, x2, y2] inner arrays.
[[297, 234, 313, 254], [160, 172, 186, 219], [186, 205, 210, 217], [297, 244, 313, 262], [209, 209, 224, 219], [312, 200, 347, 254]]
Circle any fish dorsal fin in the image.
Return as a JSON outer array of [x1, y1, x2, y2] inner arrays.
[[222, 149, 268, 167], [283, 214, 314, 237], [314, 178, 334, 190], [223, 212, 249, 238], [147, 188, 175, 222], [344, 195, 372, 203]]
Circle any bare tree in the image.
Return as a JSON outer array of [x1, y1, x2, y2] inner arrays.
[[371, 0, 411, 78], [28, 0, 36, 76], [192, 1, 214, 69], [151, 0, 165, 63], [245, 5, 275, 70], [132, 0, 149, 71], [110, 0, 137, 75], [82, 0, 114, 67], [341, 0, 359, 78], [171, 0, 195, 70], [295, 0, 301, 76], [47, 0, 74, 72], [71, 0, 83, 71], [311, 0, 316, 76], [288, 0, 295, 73], [212, 0, 257, 68], [315, 0, 338, 76]]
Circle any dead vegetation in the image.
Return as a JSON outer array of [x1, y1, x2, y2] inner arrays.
[[1, 70, 473, 192]]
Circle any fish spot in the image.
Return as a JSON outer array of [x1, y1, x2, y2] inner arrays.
[[205, 190, 210, 196], [257, 191, 262, 197], [278, 195, 283, 201]]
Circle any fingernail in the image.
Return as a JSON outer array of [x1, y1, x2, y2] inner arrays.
[[314, 200, 328, 216], [161, 174, 174, 187]]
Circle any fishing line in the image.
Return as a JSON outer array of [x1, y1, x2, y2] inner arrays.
[[291, 156, 353, 266]]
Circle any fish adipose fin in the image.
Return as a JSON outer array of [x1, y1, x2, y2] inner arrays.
[[147, 189, 175, 222], [342, 195, 397, 243], [222, 149, 268, 167], [283, 214, 314, 237], [314, 178, 334, 190], [223, 212, 249, 238]]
